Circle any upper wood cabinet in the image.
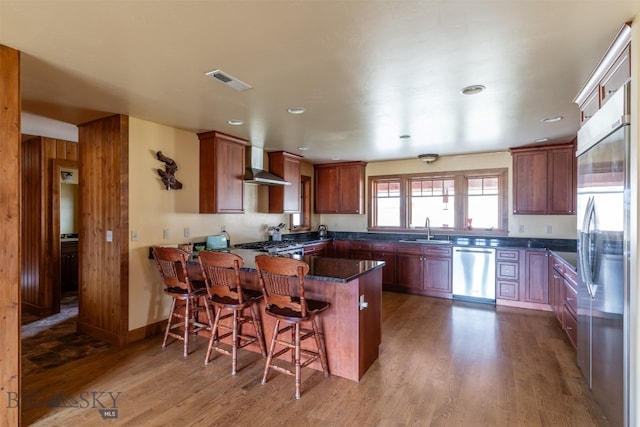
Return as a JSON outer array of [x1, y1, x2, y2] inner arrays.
[[268, 151, 302, 213], [575, 24, 631, 126], [314, 161, 367, 214], [510, 140, 576, 215], [198, 131, 247, 214]]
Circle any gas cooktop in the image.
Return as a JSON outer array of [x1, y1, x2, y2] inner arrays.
[[234, 240, 303, 254]]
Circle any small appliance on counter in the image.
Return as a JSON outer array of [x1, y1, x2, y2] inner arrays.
[[318, 224, 328, 239], [205, 234, 229, 250], [268, 223, 286, 241]]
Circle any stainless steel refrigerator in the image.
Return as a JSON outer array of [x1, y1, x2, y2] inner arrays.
[[576, 82, 630, 427]]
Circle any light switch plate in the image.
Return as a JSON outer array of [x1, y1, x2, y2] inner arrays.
[[184, 227, 190, 238], [131, 230, 138, 241], [106, 230, 113, 242]]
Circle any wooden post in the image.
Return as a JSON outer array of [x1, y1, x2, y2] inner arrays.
[[0, 44, 22, 427]]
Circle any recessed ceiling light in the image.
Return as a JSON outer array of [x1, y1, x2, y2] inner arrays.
[[534, 137, 549, 143], [227, 119, 244, 126], [541, 116, 563, 123], [461, 85, 486, 95], [298, 147, 309, 151], [399, 134, 411, 139], [287, 107, 306, 115]]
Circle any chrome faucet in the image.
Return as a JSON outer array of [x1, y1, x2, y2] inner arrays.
[[425, 217, 433, 240]]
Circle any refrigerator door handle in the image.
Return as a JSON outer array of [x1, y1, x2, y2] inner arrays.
[[579, 195, 598, 298]]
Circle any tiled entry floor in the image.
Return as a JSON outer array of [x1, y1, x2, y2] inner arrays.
[[21, 293, 111, 376]]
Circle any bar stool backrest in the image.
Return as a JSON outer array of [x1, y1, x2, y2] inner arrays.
[[255, 255, 310, 317], [152, 247, 192, 293], [197, 251, 246, 303]]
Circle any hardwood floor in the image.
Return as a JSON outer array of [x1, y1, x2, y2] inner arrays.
[[22, 292, 608, 426]]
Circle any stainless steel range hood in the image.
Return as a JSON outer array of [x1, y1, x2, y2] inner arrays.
[[244, 146, 291, 186]]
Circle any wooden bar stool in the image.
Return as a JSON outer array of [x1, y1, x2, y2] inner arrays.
[[255, 255, 330, 399], [152, 247, 212, 358], [198, 251, 267, 374]]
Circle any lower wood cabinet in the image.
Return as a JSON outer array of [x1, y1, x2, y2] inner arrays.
[[303, 241, 329, 256], [61, 240, 79, 293], [549, 252, 578, 348], [393, 244, 452, 298], [370, 242, 396, 289], [495, 248, 550, 311]]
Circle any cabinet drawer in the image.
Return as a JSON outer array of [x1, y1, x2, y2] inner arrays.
[[371, 242, 395, 252], [564, 280, 577, 316], [564, 308, 577, 348], [423, 246, 451, 257], [350, 241, 371, 251], [600, 44, 630, 106], [497, 261, 519, 281], [396, 244, 422, 255], [497, 280, 518, 300], [497, 249, 520, 262]]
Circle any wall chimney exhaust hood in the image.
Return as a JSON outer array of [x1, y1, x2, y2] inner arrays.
[[244, 146, 291, 186]]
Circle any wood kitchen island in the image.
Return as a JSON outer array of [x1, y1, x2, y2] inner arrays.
[[188, 249, 385, 382]]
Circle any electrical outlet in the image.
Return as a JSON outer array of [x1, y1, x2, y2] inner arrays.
[[518, 224, 525, 233], [131, 230, 138, 241], [184, 227, 190, 238], [221, 225, 226, 232], [546, 225, 553, 234], [163, 229, 170, 240]]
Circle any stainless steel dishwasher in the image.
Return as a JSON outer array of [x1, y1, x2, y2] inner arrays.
[[452, 246, 496, 303]]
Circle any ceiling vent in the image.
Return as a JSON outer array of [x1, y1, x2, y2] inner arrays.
[[205, 69, 252, 91]]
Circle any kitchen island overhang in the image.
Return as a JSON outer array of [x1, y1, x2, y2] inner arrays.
[[187, 249, 385, 382]]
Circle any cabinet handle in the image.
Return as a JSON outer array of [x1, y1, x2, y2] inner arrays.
[[566, 326, 573, 331]]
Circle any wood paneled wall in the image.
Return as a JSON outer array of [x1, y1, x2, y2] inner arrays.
[[77, 115, 129, 346], [21, 136, 78, 315], [0, 44, 22, 427]]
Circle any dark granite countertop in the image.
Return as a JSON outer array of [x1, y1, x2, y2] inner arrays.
[[283, 231, 577, 253], [191, 248, 385, 284], [550, 250, 578, 270]]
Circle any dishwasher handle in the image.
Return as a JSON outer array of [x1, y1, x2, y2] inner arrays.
[[454, 247, 494, 255]]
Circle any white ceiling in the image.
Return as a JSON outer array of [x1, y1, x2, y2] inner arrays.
[[1, 1, 639, 164]]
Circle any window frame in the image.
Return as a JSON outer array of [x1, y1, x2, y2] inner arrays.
[[368, 168, 508, 234]]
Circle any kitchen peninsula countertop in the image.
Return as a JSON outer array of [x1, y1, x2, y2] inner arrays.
[[226, 249, 385, 283]]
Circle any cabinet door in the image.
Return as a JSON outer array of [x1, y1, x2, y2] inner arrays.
[[423, 256, 451, 294], [524, 250, 549, 304], [371, 250, 395, 288], [268, 151, 302, 213], [339, 163, 365, 214], [395, 252, 423, 290], [512, 150, 548, 214], [199, 131, 247, 214], [331, 240, 350, 258], [547, 146, 576, 214], [314, 166, 339, 213], [551, 269, 565, 323]]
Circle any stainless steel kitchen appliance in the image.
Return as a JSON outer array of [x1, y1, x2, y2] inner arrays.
[[576, 82, 630, 427], [234, 240, 304, 256], [318, 224, 328, 239], [452, 246, 496, 303]]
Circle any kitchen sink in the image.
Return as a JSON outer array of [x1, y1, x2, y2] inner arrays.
[[398, 238, 452, 245]]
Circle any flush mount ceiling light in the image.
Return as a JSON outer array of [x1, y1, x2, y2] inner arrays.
[[297, 146, 309, 151], [205, 69, 252, 91], [541, 115, 563, 123], [534, 137, 549, 143], [461, 85, 486, 95], [418, 153, 439, 164], [399, 134, 411, 139], [287, 107, 306, 115], [227, 119, 244, 126]]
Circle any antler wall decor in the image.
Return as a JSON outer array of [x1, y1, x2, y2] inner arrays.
[[156, 151, 183, 190]]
